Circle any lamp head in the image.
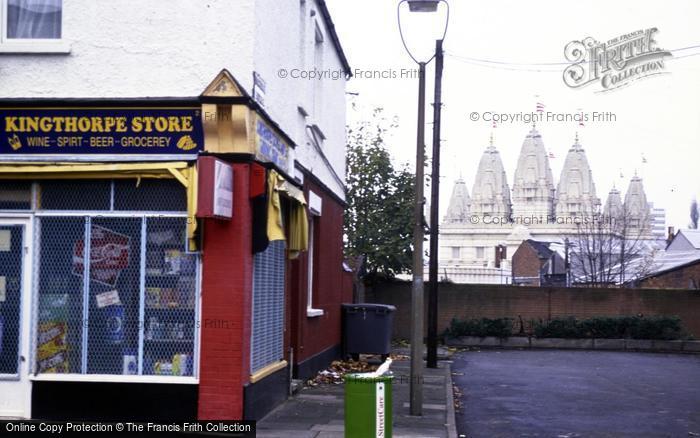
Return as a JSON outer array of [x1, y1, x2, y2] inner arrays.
[[407, 0, 440, 12]]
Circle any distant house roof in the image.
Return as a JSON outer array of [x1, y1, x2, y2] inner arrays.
[[671, 229, 700, 250], [525, 239, 555, 259], [317, 0, 352, 76], [637, 250, 700, 280]]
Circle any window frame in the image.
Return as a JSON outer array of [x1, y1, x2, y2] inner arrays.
[[5, 179, 201, 384], [0, 0, 70, 53], [29, 212, 201, 383], [306, 212, 323, 318]]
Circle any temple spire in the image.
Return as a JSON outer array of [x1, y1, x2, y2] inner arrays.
[[624, 174, 651, 233], [511, 127, 555, 218], [444, 178, 470, 224], [555, 135, 600, 218], [470, 136, 511, 219]]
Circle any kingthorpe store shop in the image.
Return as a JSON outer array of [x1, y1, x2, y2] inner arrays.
[[0, 71, 336, 421]]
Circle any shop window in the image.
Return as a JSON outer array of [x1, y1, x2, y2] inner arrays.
[[39, 180, 111, 211], [250, 240, 285, 373], [0, 225, 23, 375], [36, 179, 187, 212], [143, 217, 197, 376], [114, 179, 187, 212], [0, 181, 32, 210], [34, 215, 198, 378]]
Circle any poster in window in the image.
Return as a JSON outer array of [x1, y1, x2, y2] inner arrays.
[[36, 294, 70, 373], [72, 225, 131, 287]]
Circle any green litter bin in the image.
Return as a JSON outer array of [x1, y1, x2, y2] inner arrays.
[[344, 373, 393, 438]]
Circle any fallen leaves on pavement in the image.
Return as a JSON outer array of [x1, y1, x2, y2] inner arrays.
[[307, 353, 409, 386]]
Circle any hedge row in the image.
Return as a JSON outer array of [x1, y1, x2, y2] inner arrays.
[[444, 316, 685, 340]]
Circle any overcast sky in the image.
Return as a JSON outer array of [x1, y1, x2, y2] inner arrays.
[[326, 0, 700, 229]]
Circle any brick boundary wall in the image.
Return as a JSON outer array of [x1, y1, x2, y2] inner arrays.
[[366, 282, 700, 340]]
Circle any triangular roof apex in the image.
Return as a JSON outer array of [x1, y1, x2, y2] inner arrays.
[[201, 69, 247, 97]]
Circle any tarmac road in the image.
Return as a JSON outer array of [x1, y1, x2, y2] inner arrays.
[[452, 349, 700, 437]]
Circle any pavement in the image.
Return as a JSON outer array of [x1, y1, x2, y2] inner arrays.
[[256, 352, 458, 438], [451, 349, 700, 438]]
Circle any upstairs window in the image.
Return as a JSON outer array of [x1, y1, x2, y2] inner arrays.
[[1, 0, 68, 53], [6, 0, 61, 39]]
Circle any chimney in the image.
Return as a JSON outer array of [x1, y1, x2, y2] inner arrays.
[[494, 245, 507, 268], [667, 226, 675, 246]]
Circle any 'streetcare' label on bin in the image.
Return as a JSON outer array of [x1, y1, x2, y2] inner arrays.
[[376, 382, 385, 437]]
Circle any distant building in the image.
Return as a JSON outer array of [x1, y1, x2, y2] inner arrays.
[[648, 202, 667, 245], [637, 255, 700, 289], [666, 229, 700, 251], [512, 239, 567, 286], [632, 229, 700, 288], [439, 128, 656, 284]]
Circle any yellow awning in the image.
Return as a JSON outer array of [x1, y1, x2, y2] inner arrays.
[[0, 161, 199, 250]]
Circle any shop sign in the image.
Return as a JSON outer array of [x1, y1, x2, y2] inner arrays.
[[196, 156, 234, 219], [253, 71, 267, 109], [0, 107, 204, 155], [255, 118, 289, 170], [73, 225, 131, 287]]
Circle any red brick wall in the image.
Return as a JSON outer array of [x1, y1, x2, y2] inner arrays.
[[512, 243, 542, 285], [289, 178, 348, 364], [367, 282, 700, 339], [198, 163, 252, 420], [639, 261, 700, 289]]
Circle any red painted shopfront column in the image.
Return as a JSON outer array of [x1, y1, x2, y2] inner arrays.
[[198, 163, 252, 420]]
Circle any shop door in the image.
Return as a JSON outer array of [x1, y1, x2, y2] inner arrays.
[[0, 219, 32, 418]]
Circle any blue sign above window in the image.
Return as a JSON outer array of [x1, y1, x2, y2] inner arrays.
[[0, 108, 204, 155]]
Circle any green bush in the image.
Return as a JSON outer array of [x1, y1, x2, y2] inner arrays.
[[533, 315, 683, 340], [444, 317, 513, 338], [534, 316, 579, 338], [630, 316, 683, 340]]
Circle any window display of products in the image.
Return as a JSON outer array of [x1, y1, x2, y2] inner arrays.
[[29, 181, 199, 378]]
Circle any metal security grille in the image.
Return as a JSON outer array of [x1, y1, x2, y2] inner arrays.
[[251, 240, 285, 373], [114, 180, 187, 212], [0, 225, 24, 376], [0, 182, 32, 210], [36, 179, 187, 212], [35, 217, 85, 374], [143, 217, 197, 376], [39, 180, 111, 210], [26, 178, 198, 378]]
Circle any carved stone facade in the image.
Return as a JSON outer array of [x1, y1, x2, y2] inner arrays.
[[439, 128, 655, 284]]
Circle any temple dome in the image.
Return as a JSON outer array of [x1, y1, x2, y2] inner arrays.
[[604, 185, 623, 219], [511, 128, 555, 218], [555, 136, 600, 217], [624, 174, 651, 231], [470, 140, 511, 219], [444, 178, 470, 224]]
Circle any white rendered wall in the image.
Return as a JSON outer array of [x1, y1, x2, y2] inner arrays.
[[253, 0, 346, 199], [0, 0, 347, 199], [0, 0, 256, 97]]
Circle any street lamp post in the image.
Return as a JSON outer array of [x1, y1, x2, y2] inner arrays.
[[411, 60, 427, 416], [397, 0, 449, 416], [427, 38, 443, 369]]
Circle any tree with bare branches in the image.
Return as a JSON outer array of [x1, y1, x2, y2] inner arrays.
[[569, 205, 654, 287]]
